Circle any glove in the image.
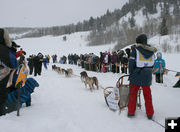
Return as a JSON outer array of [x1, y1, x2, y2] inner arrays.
[[22, 51, 26, 55]]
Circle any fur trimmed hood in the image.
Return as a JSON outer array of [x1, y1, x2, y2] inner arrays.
[[136, 43, 157, 53], [135, 43, 157, 59]]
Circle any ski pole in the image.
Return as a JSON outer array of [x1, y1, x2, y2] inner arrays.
[[160, 64, 162, 83]]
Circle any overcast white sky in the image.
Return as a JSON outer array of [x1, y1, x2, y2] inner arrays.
[[1, 0, 128, 27]]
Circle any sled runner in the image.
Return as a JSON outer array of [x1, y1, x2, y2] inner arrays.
[[173, 72, 180, 88], [104, 75, 141, 112]]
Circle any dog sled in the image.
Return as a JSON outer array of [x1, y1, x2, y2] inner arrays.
[[104, 75, 141, 112]]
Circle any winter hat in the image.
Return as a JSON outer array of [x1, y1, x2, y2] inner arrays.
[[136, 34, 147, 45], [12, 41, 20, 48], [156, 52, 162, 59]]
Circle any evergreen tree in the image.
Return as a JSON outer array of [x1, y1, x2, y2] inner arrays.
[[160, 17, 168, 36], [89, 17, 95, 30], [129, 16, 136, 28], [173, 4, 180, 17]]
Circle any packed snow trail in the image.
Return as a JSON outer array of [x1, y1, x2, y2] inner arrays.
[[1, 64, 175, 132], [0, 31, 178, 132]]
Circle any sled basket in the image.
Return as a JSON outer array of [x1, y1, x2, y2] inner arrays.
[[104, 75, 141, 112]]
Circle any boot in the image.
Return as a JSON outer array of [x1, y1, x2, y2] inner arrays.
[[147, 116, 153, 120], [127, 113, 135, 118], [0, 103, 6, 116]]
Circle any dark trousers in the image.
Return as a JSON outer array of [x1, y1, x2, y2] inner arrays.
[[81, 61, 84, 68], [34, 64, 42, 76], [112, 64, 116, 73], [34, 65, 38, 76], [91, 64, 96, 71], [121, 64, 128, 74], [112, 64, 119, 73], [155, 73, 163, 83], [99, 63, 102, 72], [29, 65, 34, 75], [0, 75, 9, 116]]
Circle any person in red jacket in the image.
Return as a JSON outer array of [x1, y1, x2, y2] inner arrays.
[[16, 49, 23, 58], [10, 41, 21, 58], [11, 42, 26, 59]]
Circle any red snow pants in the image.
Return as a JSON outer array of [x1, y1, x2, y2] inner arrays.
[[128, 84, 154, 116]]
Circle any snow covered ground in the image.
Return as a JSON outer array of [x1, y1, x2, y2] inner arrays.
[[0, 32, 180, 132]]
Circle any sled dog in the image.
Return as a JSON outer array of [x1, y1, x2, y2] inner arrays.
[[56, 67, 62, 74], [61, 69, 65, 74], [52, 65, 57, 70], [65, 69, 73, 77], [67, 68, 73, 75], [80, 71, 88, 82], [85, 76, 99, 92]]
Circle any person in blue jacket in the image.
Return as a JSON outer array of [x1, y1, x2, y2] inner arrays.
[[153, 52, 166, 83], [8, 42, 20, 69], [7, 42, 21, 93], [43, 57, 48, 69], [128, 34, 157, 119]]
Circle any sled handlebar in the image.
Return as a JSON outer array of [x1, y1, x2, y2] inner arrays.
[[117, 74, 129, 82], [116, 74, 129, 88]]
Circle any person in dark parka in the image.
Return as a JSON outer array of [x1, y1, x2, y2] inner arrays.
[[0, 28, 13, 116], [121, 52, 128, 74], [128, 34, 157, 119], [33, 53, 43, 76], [125, 48, 131, 59], [111, 52, 119, 73], [99, 52, 104, 72], [27, 55, 34, 75]]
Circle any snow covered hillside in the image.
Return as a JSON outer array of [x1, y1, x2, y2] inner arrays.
[[149, 34, 180, 53], [118, 2, 177, 28], [119, 4, 162, 27], [0, 32, 180, 132], [15, 31, 116, 57]]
